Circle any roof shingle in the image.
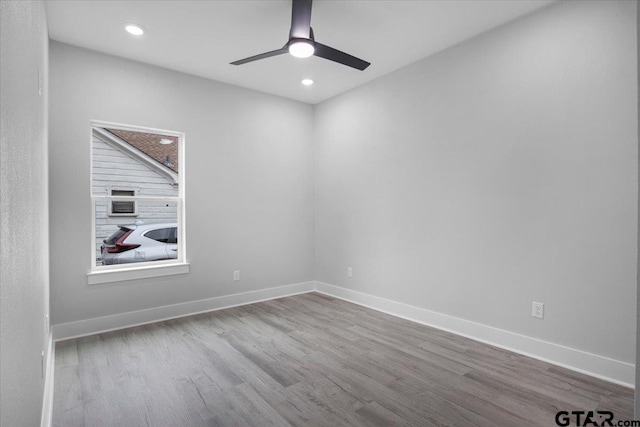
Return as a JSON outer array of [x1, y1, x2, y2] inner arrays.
[[106, 128, 179, 173]]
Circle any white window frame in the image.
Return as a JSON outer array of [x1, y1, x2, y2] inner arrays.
[[107, 187, 139, 216], [88, 120, 188, 285]]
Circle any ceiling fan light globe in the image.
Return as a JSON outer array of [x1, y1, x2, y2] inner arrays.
[[288, 40, 315, 58]]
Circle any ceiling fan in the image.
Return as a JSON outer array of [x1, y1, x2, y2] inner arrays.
[[230, 0, 370, 71]]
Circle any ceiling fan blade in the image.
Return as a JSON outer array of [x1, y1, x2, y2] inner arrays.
[[313, 42, 370, 71], [290, 0, 313, 39], [230, 48, 288, 66]]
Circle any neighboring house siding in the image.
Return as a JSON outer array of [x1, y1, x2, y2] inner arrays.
[[93, 135, 178, 258]]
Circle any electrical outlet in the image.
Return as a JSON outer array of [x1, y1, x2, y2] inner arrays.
[[347, 267, 353, 278], [532, 301, 544, 319], [233, 270, 240, 281]]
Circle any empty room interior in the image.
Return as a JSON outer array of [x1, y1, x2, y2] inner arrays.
[[1, 0, 639, 426]]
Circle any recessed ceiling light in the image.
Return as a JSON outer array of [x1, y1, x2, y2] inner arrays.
[[159, 138, 173, 145], [288, 39, 314, 58], [125, 24, 145, 36], [301, 79, 314, 86]]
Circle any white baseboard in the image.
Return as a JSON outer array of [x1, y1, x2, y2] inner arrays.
[[40, 332, 55, 427], [52, 281, 315, 341], [314, 281, 635, 388], [50, 279, 634, 388]]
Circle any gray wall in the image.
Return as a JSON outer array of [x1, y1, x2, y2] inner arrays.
[[0, 1, 50, 426], [315, 0, 637, 365], [45, 0, 638, 402], [49, 42, 314, 324]]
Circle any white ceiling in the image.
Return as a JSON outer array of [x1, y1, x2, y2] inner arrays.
[[45, 0, 555, 104]]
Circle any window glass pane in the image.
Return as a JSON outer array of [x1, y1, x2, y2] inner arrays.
[[92, 127, 179, 197], [95, 200, 179, 266], [104, 228, 128, 245], [168, 227, 177, 244], [111, 201, 136, 214], [109, 189, 136, 215], [144, 228, 174, 243], [111, 190, 135, 197]]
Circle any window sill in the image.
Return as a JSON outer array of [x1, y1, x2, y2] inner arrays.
[[87, 262, 190, 285]]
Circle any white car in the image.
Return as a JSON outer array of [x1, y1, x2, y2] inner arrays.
[[101, 223, 178, 265]]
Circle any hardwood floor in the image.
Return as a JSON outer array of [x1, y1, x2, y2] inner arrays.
[[53, 292, 634, 426]]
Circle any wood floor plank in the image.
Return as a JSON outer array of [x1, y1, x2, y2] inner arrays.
[[52, 366, 84, 427], [53, 292, 634, 427]]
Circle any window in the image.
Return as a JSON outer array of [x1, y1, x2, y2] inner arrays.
[[108, 189, 137, 216], [144, 227, 177, 244], [89, 121, 186, 283]]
